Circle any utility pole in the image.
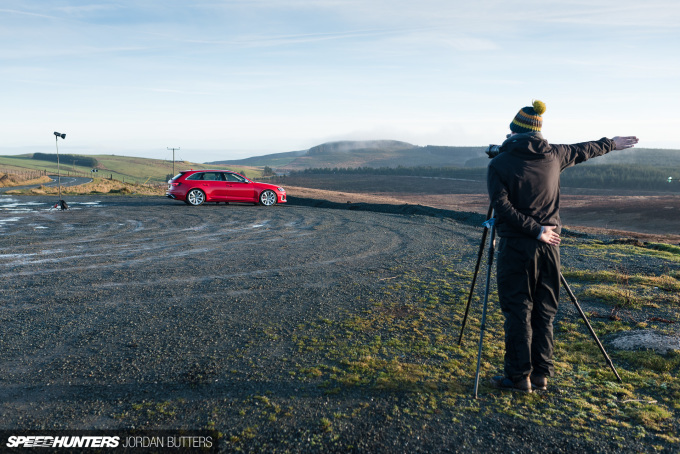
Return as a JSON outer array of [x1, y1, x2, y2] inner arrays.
[[167, 147, 180, 177]]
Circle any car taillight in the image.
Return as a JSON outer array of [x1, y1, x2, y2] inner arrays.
[[171, 182, 181, 187]]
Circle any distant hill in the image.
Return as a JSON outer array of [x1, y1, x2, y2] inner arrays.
[[208, 140, 488, 170], [208, 150, 307, 167], [209, 140, 680, 172], [580, 148, 680, 167]]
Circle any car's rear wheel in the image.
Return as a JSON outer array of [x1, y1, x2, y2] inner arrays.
[[186, 189, 206, 206], [259, 190, 277, 206]]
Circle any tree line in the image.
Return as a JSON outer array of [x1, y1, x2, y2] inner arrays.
[[32, 153, 99, 168], [561, 164, 679, 191], [289, 166, 485, 179], [287, 164, 680, 192]]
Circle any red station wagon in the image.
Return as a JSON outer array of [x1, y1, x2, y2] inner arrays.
[[166, 170, 286, 206]]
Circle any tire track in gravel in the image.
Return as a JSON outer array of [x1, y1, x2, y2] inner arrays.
[[0, 199, 407, 286], [1, 195, 473, 421]]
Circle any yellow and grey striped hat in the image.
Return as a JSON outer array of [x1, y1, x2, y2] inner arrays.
[[510, 100, 546, 133]]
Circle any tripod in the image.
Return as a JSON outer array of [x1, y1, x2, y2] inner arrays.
[[458, 207, 622, 398]]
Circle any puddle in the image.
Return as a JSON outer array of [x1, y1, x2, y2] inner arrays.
[[70, 201, 102, 206], [0, 217, 21, 226], [0, 253, 37, 259], [0, 196, 102, 212]]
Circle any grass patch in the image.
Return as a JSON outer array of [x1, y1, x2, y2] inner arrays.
[[0, 154, 264, 184], [568, 240, 680, 263], [562, 268, 680, 309], [0, 172, 52, 187], [617, 350, 680, 373], [5, 178, 165, 196], [646, 243, 680, 255], [287, 238, 680, 446]]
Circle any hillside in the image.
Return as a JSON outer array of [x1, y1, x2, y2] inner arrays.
[[0, 154, 262, 184], [209, 140, 680, 172], [4, 142, 679, 185], [207, 149, 306, 167], [582, 147, 680, 167], [208, 140, 488, 170]]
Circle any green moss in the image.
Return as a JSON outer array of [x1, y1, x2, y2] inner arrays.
[[645, 242, 680, 255], [626, 403, 673, 431], [617, 350, 680, 374], [582, 284, 647, 308], [281, 241, 680, 448]]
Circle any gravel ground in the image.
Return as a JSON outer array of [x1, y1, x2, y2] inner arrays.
[[0, 194, 677, 453]]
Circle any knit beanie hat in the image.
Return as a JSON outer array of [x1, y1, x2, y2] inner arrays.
[[510, 100, 546, 134]]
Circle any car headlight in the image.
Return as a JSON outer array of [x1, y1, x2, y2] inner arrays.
[[277, 187, 285, 192]]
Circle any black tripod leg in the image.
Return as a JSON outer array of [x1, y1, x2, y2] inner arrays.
[[458, 205, 494, 345], [560, 273, 623, 383], [473, 224, 496, 398]]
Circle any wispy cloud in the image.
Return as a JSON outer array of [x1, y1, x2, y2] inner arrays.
[[181, 27, 417, 47], [53, 3, 121, 17], [1, 0, 678, 154], [0, 8, 57, 20]]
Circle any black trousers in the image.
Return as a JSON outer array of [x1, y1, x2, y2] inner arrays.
[[496, 237, 560, 381]]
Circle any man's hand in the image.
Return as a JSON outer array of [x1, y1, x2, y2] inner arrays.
[[612, 136, 639, 150], [539, 225, 561, 246]]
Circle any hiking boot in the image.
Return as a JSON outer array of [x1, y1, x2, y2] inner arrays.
[[490, 375, 532, 393], [530, 374, 548, 390]]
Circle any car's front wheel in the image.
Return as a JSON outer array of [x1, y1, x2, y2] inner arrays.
[[259, 190, 277, 206], [186, 189, 206, 206]]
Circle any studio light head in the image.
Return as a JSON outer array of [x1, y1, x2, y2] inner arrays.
[[54, 132, 66, 139]]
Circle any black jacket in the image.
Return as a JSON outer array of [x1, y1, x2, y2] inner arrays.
[[487, 132, 615, 239]]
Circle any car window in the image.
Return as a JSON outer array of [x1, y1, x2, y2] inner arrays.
[[224, 173, 246, 182], [186, 172, 223, 181], [201, 172, 221, 181]]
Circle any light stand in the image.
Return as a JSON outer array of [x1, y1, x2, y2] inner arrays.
[[53, 132, 68, 210]]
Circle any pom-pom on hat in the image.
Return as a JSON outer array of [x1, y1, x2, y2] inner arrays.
[[510, 100, 546, 134]]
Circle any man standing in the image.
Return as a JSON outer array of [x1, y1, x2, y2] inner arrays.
[[487, 100, 638, 392]]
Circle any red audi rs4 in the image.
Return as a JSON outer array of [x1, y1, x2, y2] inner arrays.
[[166, 170, 286, 206]]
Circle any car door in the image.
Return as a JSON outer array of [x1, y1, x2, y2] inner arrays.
[[222, 172, 256, 201], [197, 172, 226, 201]]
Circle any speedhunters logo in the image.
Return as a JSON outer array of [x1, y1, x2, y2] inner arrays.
[[2, 431, 216, 451], [6, 436, 119, 448]]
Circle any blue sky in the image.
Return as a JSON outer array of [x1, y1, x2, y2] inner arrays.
[[1, 1, 678, 162]]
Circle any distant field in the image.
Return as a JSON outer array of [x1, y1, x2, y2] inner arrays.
[[277, 173, 680, 241]]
